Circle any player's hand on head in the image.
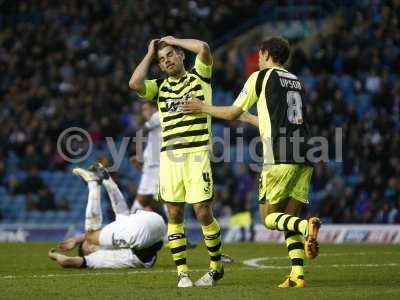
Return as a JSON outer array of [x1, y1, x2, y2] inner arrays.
[[181, 97, 204, 114], [148, 39, 159, 58], [159, 36, 177, 45], [58, 238, 76, 252]]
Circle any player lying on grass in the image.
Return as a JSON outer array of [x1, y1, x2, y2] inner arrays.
[[182, 36, 321, 288], [48, 163, 166, 269]]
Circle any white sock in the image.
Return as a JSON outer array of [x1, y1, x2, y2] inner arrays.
[[102, 178, 129, 216], [131, 200, 145, 213], [85, 181, 102, 231]]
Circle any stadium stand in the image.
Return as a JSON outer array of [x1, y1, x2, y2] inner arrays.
[[0, 0, 399, 227]]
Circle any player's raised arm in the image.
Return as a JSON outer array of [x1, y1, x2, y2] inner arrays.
[[129, 39, 158, 94], [159, 36, 212, 65]]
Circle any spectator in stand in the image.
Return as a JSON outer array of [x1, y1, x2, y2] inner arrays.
[[0, 1, 399, 224], [37, 187, 56, 211]]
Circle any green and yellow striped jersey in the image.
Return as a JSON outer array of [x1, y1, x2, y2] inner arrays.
[[138, 55, 212, 154]]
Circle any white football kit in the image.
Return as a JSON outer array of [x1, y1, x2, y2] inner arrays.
[[85, 211, 166, 269], [137, 112, 161, 196], [81, 174, 166, 269]]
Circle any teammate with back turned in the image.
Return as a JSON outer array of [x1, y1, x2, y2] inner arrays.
[[128, 36, 253, 287], [182, 36, 321, 288]]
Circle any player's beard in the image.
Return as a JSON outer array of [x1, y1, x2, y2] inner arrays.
[[167, 64, 184, 78]]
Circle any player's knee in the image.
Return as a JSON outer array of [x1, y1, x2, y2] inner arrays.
[[259, 204, 269, 226], [167, 207, 184, 224], [197, 212, 213, 225], [194, 205, 213, 225]]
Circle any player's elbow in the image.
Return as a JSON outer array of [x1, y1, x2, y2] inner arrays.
[[226, 114, 237, 121], [200, 42, 210, 53], [228, 108, 242, 121], [129, 79, 144, 92], [128, 80, 139, 91]]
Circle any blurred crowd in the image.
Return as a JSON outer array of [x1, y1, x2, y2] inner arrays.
[[0, 0, 261, 215], [0, 0, 399, 224], [205, 0, 400, 225], [293, 1, 400, 223]]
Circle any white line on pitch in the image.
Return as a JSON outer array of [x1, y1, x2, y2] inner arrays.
[[1, 252, 398, 280], [1, 263, 399, 280]]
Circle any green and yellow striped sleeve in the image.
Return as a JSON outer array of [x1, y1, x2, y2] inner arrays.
[[233, 71, 259, 111], [137, 79, 159, 101]]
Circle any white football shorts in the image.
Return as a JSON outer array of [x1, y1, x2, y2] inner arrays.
[[137, 166, 159, 196]]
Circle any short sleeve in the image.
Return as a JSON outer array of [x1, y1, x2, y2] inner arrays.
[[233, 72, 259, 111], [137, 79, 159, 101], [144, 112, 160, 130], [193, 55, 212, 81]]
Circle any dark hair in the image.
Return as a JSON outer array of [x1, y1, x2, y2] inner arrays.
[[259, 36, 290, 66], [156, 41, 183, 55]]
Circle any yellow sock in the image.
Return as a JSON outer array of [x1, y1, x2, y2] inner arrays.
[[167, 223, 188, 275], [201, 218, 223, 271], [265, 213, 308, 235], [285, 231, 305, 279]]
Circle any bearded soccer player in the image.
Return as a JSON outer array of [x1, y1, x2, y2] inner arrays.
[[128, 36, 223, 287], [182, 36, 321, 288]]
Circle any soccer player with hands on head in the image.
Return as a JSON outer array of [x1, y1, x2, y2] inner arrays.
[[129, 36, 252, 287]]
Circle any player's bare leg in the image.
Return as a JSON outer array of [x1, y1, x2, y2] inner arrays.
[[166, 202, 193, 288], [193, 200, 224, 287], [259, 199, 285, 223]]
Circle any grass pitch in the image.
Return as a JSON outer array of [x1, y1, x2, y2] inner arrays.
[[1, 242, 399, 299]]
